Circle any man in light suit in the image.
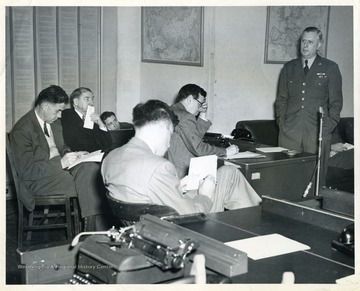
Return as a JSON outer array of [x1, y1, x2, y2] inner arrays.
[[275, 27, 343, 188], [102, 99, 261, 215], [10, 85, 109, 231], [61, 87, 112, 153]]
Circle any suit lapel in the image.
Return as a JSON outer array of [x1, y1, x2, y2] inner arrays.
[[29, 110, 50, 154]]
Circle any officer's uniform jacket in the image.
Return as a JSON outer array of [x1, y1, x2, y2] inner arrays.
[[275, 55, 343, 152]]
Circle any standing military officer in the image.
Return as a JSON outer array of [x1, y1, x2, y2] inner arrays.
[[275, 26, 343, 188]]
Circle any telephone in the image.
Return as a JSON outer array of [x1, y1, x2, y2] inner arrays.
[[230, 128, 253, 141], [331, 223, 354, 257]]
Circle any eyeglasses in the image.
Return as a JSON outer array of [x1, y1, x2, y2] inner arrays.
[[193, 97, 206, 106]]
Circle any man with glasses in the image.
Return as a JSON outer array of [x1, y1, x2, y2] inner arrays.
[[167, 84, 261, 209]]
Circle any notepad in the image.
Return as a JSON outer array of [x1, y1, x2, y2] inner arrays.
[[83, 105, 95, 129], [67, 150, 104, 169], [186, 155, 217, 191], [225, 233, 310, 260]]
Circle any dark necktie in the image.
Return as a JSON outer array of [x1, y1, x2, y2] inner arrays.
[[304, 60, 309, 76], [82, 114, 86, 122], [43, 122, 50, 137]]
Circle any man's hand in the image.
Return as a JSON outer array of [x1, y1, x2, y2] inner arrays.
[[198, 175, 217, 200], [226, 144, 239, 156], [331, 142, 347, 152], [198, 101, 208, 113], [61, 152, 80, 169], [180, 175, 190, 193], [90, 112, 107, 129], [330, 142, 348, 158], [76, 151, 89, 157]]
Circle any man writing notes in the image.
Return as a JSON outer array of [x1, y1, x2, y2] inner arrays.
[[61, 87, 112, 153], [167, 84, 261, 209], [102, 99, 260, 215], [275, 27, 343, 188], [9, 85, 108, 231]]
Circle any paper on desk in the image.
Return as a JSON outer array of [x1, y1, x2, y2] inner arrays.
[[256, 147, 288, 153], [83, 105, 95, 129], [225, 233, 310, 260], [186, 155, 217, 191], [68, 150, 104, 169], [224, 151, 266, 159]]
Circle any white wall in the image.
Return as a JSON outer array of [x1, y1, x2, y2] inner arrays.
[[116, 6, 354, 133]]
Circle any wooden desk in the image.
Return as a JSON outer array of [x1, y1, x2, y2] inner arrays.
[[225, 151, 316, 200], [181, 200, 354, 284]]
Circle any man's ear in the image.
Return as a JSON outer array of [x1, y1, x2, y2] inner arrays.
[[317, 41, 322, 51], [41, 102, 49, 111], [72, 98, 79, 107]]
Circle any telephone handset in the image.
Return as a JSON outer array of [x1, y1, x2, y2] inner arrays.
[[331, 223, 354, 257], [230, 128, 253, 141]]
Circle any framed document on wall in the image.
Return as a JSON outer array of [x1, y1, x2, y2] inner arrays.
[[264, 6, 330, 64], [141, 7, 204, 66]]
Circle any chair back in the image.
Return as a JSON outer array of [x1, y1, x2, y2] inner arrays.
[[6, 133, 21, 196], [106, 192, 179, 226]]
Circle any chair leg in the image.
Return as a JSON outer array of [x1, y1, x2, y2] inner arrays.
[[18, 204, 24, 250], [26, 212, 34, 241], [43, 206, 50, 224], [72, 198, 81, 236], [65, 199, 72, 239]]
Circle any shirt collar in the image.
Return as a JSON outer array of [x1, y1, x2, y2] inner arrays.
[[34, 109, 46, 127], [74, 108, 85, 119], [303, 55, 316, 68]]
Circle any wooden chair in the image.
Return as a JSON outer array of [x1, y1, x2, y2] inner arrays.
[[6, 133, 81, 250], [106, 192, 179, 226]]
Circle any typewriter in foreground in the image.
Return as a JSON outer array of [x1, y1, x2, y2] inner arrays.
[[68, 214, 248, 284]]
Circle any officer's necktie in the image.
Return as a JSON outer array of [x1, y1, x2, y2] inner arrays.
[[304, 60, 309, 76], [43, 122, 50, 137], [82, 114, 86, 122]]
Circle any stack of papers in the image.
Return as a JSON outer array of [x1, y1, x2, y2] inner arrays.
[[256, 147, 288, 153], [224, 151, 266, 160]]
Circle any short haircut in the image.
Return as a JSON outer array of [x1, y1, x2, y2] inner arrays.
[[302, 27, 323, 42], [35, 85, 69, 107], [175, 84, 207, 103], [100, 111, 116, 123], [132, 99, 179, 128], [69, 87, 92, 107]]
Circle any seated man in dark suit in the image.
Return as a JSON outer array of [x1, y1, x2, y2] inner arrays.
[[100, 111, 135, 151], [9, 85, 109, 231], [100, 111, 134, 131], [61, 87, 112, 153]]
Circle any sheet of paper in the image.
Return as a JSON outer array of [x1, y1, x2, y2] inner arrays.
[[68, 150, 104, 169], [83, 105, 95, 129], [344, 143, 354, 150], [186, 155, 217, 191], [224, 151, 266, 160], [225, 233, 310, 260], [256, 147, 288, 153]]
